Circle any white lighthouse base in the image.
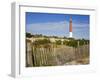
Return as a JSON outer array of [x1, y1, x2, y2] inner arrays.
[[69, 32, 73, 38]]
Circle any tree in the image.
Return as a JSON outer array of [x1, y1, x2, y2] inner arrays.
[[26, 33, 32, 38]]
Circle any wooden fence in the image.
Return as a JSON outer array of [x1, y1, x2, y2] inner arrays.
[[26, 41, 89, 67]]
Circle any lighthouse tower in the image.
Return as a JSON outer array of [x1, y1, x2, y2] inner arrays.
[[69, 16, 73, 38]]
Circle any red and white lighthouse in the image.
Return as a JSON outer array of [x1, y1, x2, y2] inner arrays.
[[69, 16, 73, 38]]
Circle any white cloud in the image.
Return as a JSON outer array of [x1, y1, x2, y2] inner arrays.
[[26, 21, 69, 36], [26, 21, 89, 39]]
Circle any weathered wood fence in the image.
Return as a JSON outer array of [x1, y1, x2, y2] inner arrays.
[[26, 41, 89, 67]]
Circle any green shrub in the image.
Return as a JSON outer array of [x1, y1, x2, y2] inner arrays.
[[33, 39, 51, 45], [55, 40, 62, 45]]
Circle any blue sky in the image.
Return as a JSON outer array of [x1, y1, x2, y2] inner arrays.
[[26, 12, 89, 39]]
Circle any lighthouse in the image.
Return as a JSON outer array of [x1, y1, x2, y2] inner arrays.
[[69, 16, 73, 38]]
